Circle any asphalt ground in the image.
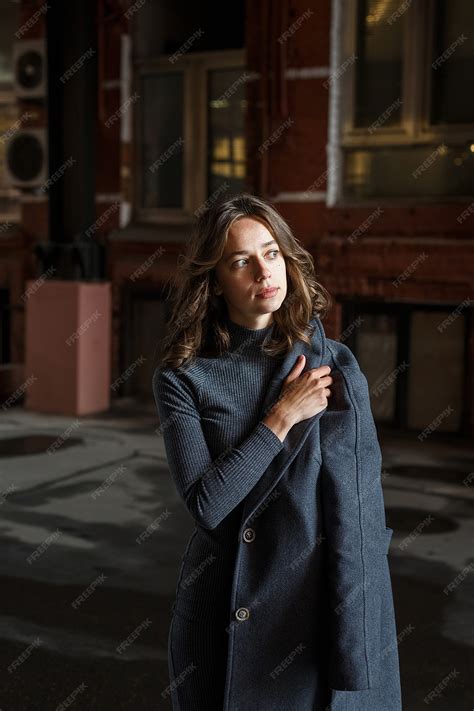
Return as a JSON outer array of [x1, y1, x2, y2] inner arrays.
[[0, 402, 472, 710]]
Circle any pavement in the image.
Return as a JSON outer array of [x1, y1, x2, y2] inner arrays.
[[0, 400, 472, 710]]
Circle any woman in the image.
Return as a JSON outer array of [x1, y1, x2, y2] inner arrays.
[[152, 193, 402, 710]]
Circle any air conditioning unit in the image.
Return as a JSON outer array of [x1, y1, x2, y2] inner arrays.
[[4, 129, 48, 188], [13, 38, 47, 99]]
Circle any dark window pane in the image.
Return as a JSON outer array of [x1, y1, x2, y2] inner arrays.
[[344, 144, 474, 198], [430, 0, 474, 124], [134, 0, 244, 60], [354, 313, 398, 423], [354, 0, 405, 128], [207, 68, 246, 198], [406, 311, 464, 432], [140, 72, 184, 209]]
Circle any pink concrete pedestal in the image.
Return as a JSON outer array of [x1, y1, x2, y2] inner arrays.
[[24, 280, 112, 415]]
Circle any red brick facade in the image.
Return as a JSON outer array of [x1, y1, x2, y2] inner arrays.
[[2, 0, 473, 436]]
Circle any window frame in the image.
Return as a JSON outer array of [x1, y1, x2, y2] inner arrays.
[[329, 0, 474, 206], [133, 48, 245, 226]]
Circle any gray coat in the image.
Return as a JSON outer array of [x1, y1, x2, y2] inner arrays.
[[221, 316, 402, 710]]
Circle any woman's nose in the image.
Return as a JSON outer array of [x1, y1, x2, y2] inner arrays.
[[256, 262, 271, 279]]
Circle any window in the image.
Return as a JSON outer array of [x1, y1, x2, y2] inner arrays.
[[342, 301, 467, 434], [330, 0, 474, 204], [0, 0, 20, 222], [135, 49, 246, 224]]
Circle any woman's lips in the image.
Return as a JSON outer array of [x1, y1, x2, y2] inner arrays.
[[256, 287, 278, 298]]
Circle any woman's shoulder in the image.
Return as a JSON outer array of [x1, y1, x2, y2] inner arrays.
[[152, 354, 219, 404], [325, 338, 360, 369], [323, 338, 371, 401]]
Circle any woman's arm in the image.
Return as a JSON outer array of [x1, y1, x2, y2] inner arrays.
[[152, 366, 285, 530]]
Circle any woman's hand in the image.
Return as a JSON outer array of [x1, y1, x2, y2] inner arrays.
[[262, 355, 332, 441]]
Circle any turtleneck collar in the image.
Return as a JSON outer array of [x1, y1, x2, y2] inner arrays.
[[223, 312, 275, 351]]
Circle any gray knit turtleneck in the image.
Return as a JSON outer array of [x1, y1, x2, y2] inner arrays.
[[152, 313, 285, 619]]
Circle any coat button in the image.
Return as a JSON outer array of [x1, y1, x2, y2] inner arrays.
[[243, 527, 255, 543], [235, 607, 250, 622]]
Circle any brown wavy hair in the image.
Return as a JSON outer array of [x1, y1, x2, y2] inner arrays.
[[157, 193, 332, 371]]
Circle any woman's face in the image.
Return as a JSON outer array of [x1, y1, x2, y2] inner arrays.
[[213, 217, 287, 328]]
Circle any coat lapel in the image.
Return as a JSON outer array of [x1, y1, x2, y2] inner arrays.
[[240, 316, 328, 530]]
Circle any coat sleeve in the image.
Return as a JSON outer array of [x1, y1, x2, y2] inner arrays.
[[152, 366, 284, 530], [320, 340, 391, 691]]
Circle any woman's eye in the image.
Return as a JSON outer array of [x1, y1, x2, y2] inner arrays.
[[232, 250, 279, 268]]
